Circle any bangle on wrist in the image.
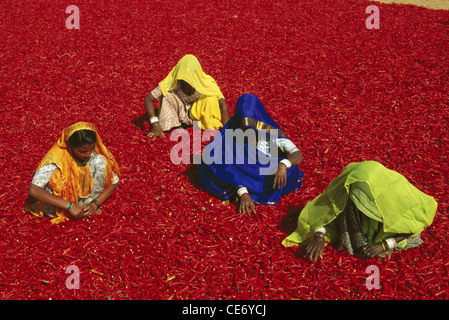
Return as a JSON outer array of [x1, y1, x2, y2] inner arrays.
[[237, 187, 248, 197], [280, 159, 292, 169], [314, 227, 326, 238], [384, 238, 397, 251], [150, 116, 159, 124], [381, 240, 387, 252], [92, 199, 101, 210], [66, 201, 74, 211]]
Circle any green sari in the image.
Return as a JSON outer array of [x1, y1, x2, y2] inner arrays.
[[282, 161, 438, 252]]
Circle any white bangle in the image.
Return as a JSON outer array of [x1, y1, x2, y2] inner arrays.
[[237, 187, 248, 197], [314, 227, 326, 235], [385, 238, 397, 250], [280, 159, 292, 169], [150, 116, 159, 124]]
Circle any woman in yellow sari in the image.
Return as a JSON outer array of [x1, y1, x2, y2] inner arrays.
[[23, 122, 120, 224], [282, 161, 438, 261], [144, 54, 229, 138]]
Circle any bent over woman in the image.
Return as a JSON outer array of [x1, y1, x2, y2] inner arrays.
[[197, 93, 304, 214], [282, 161, 438, 261], [24, 122, 120, 224], [144, 54, 229, 138]]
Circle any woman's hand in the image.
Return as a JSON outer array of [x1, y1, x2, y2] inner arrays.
[[82, 203, 98, 216], [69, 203, 86, 219], [361, 243, 385, 259], [273, 164, 287, 189], [147, 122, 164, 138], [305, 234, 326, 262], [239, 193, 256, 214]]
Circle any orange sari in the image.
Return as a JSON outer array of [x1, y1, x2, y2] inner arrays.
[[23, 122, 120, 224]]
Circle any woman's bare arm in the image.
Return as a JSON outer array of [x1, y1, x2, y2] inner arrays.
[[144, 93, 157, 118], [219, 98, 229, 125], [144, 93, 164, 138], [362, 233, 414, 258], [28, 184, 84, 218], [288, 150, 303, 166]]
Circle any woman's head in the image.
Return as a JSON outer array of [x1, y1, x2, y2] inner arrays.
[[67, 129, 97, 148], [67, 129, 97, 164], [178, 79, 195, 95], [233, 93, 286, 139]]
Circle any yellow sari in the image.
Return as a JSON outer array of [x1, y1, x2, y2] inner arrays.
[[23, 122, 120, 224], [158, 54, 224, 130]]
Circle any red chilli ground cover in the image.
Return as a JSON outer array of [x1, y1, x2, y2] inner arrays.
[[0, 0, 448, 300]]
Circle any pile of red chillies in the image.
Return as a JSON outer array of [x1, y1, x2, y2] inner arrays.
[[0, 0, 448, 299]]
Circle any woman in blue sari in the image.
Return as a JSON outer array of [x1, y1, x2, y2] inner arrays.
[[197, 93, 304, 214]]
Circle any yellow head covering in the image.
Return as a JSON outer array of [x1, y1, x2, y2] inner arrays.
[[158, 54, 224, 99], [24, 122, 120, 224]]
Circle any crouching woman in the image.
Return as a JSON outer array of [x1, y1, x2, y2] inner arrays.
[[282, 161, 437, 261], [24, 122, 120, 224]]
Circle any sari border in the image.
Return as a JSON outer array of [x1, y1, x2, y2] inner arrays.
[[241, 117, 286, 138]]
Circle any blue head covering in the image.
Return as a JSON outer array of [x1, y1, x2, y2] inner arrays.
[[197, 93, 304, 205], [230, 93, 285, 136]]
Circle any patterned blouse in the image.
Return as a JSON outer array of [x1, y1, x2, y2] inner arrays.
[[31, 152, 119, 216]]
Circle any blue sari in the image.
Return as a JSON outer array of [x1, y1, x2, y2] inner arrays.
[[197, 93, 304, 205]]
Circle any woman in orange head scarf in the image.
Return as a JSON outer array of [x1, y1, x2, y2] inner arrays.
[[24, 122, 120, 224]]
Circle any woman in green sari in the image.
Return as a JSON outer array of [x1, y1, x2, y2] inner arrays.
[[282, 161, 438, 261]]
